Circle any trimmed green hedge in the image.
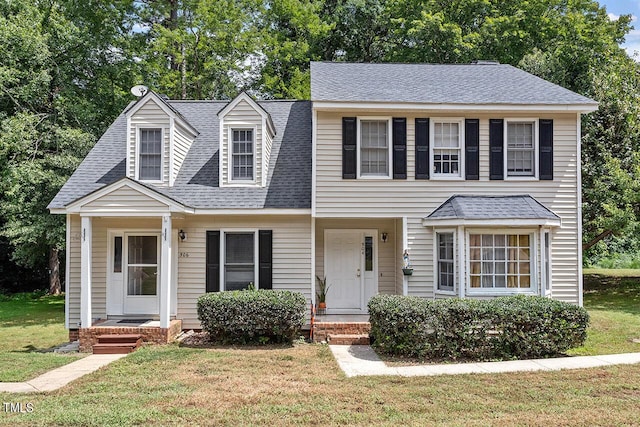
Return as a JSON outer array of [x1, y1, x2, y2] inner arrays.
[[197, 290, 306, 344], [368, 295, 589, 360]]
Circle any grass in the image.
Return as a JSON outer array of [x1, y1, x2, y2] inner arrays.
[[1, 272, 639, 425], [0, 293, 83, 381], [2, 344, 640, 426], [568, 270, 640, 356]]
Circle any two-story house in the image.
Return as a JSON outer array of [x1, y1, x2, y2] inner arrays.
[[49, 62, 598, 348]]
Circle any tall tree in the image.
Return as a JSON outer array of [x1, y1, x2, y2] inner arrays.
[[0, 0, 139, 293]]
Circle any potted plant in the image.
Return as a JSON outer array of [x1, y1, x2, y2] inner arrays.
[[402, 249, 413, 276], [315, 275, 330, 310]]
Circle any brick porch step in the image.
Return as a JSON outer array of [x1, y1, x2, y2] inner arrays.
[[97, 334, 143, 344], [327, 334, 370, 345], [93, 334, 143, 354]]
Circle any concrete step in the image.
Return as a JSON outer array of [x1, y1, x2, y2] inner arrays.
[[97, 334, 143, 344], [93, 343, 139, 354], [327, 334, 370, 345]]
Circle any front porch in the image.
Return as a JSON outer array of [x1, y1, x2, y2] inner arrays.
[[78, 319, 182, 352], [311, 314, 371, 344]]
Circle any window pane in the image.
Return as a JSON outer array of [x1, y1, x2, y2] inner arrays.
[[433, 122, 460, 176], [437, 233, 454, 291], [365, 236, 373, 271], [232, 129, 254, 180], [225, 265, 254, 291], [468, 233, 533, 291], [360, 120, 388, 175], [114, 236, 122, 273], [225, 233, 254, 263], [128, 236, 157, 265], [507, 122, 535, 176], [139, 129, 162, 180], [225, 233, 255, 290], [127, 266, 157, 295]]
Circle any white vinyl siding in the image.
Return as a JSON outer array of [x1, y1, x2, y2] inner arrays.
[[172, 122, 195, 186], [315, 111, 580, 304], [68, 215, 82, 327], [81, 184, 169, 214], [176, 215, 311, 329]]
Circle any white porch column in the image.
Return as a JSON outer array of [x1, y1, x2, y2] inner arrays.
[[457, 225, 465, 299], [402, 217, 408, 296], [160, 215, 172, 328], [80, 216, 92, 328]]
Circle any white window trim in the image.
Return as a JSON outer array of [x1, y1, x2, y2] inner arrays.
[[357, 116, 392, 179], [228, 126, 258, 184], [135, 126, 164, 183], [504, 118, 539, 180], [220, 122, 264, 187], [220, 229, 259, 291], [430, 118, 465, 180], [540, 228, 553, 297], [433, 228, 457, 296], [465, 228, 538, 296]]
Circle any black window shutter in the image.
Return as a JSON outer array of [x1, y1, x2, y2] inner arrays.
[[465, 119, 480, 180], [539, 119, 554, 180], [205, 231, 220, 292], [489, 119, 504, 180], [258, 230, 273, 290], [342, 117, 357, 179], [415, 118, 430, 179], [392, 118, 407, 179]]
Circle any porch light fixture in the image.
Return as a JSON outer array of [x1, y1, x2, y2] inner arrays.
[[178, 229, 187, 241], [381, 232, 388, 243]]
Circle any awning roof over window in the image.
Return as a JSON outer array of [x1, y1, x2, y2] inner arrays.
[[423, 195, 561, 227]]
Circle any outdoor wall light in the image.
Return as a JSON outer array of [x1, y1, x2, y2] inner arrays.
[[178, 229, 187, 241], [381, 232, 388, 243]]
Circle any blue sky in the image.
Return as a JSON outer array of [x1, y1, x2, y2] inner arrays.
[[599, 0, 640, 56]]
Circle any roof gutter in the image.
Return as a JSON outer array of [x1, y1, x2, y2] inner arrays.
[[312, 101, 598, 114]]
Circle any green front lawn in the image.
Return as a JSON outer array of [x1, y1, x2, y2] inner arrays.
[[0, 273, 639, 425], [568, 270, 640, 355], [0, 294, 84, 381]]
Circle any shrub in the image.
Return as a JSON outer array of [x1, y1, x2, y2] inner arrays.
[[197, 290, 306, 344], [368, 294, 589, 360]]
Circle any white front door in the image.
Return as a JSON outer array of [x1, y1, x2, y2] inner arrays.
[[123, 233, 160, 315], [324, 230, 378, 314]]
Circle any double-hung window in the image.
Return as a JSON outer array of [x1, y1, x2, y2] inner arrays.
[[436, 232, 455, 292], [432, 120, 463, 178], [359, 119, 390, 177], [231, 129, 254, 181], [224, 232, 255, 291], [139, 128, 162, 181], [469, 233, 534, 291], [506, 120, 536, 177]]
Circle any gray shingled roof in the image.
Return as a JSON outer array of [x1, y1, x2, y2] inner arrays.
[[310, 62, 597, 106], [426, 195, 560, 221], [48, 100, 312, 209]]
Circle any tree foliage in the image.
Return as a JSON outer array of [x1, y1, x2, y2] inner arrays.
[[1, 0, 640, 292]]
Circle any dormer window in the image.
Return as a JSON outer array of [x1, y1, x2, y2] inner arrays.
[[232, 129, 255, 181], [139, 128, 162, 181]]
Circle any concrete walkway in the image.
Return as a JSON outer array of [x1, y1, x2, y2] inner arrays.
[[0, 354, 127, 393], [330, 345, 640, 377]]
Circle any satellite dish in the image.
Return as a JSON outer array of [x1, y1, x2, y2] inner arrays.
[[130, 85, 148, 97]]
